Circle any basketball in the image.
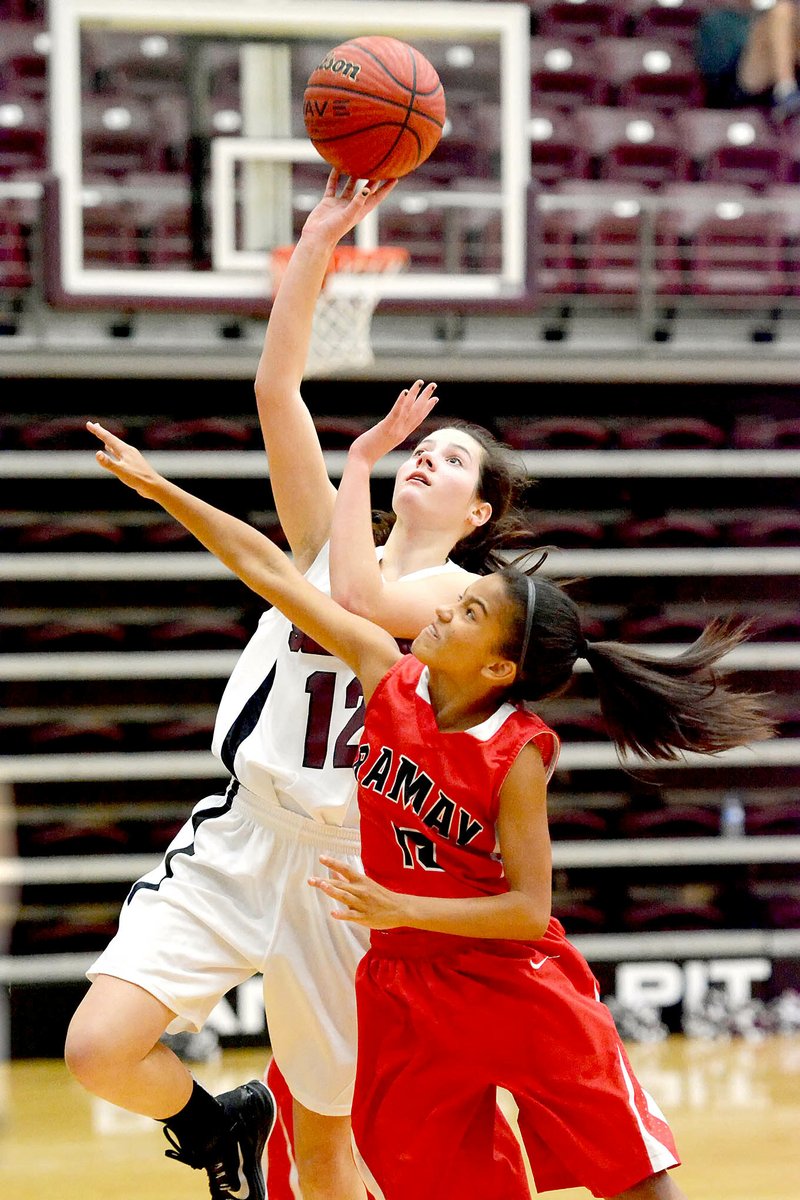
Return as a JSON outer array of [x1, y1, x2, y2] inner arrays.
[[303, 35, 446, 180]]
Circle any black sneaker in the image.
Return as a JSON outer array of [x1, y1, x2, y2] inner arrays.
[[164, 1079, 276, 1200]]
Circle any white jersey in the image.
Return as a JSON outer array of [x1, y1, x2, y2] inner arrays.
[[212, 542, 463, 827]]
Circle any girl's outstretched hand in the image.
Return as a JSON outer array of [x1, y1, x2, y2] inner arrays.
[[309, 855, 410, 930], [348, 379, 438, 467], [301, 168, 398, 245], [86, 421, 164, 500]]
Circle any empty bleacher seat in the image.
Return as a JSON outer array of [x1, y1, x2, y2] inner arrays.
[[15, 516, 125, 552], [618, 415, 726, 447], [674, 109, 791, 189], [575, 106, 690, 188], [732, 415, 800, 449], [692, 211, 787, 297], [528, 513, 608, 548], [532, 207, 583, 294], [746, 610, 800, 642], [620, 804, 721, 838], [529, 38, 610, 109], [0, 19, 49, 99], [141, 416, 255, 450], [553, 901, 608, 933], [21, 820, 130, 856], [0, 96, 46, 176], [27, 719, 126, 754], [147, 617, 250, 651], [537, 180, 681, 297], [746, 805, 800, 837], [595, 37, 704, 112], [626, 0, 711, 48], [529, 108, 591, 187], [416, 133, 493, 184], [83, 30, 187, 99], [145, 716, 217, 751], [533, 1, 628, 41], [496, 415, 613, 449], [623, 899, 724, 931], [82, 199, 143, 267], [660, 184, 786, 296], [0, 196, 34, 291], [619, 610, 712, 643], [23, 618, 128, 651], [729, 511, 800, 547], [617, 512, 720, 547], [81, 95, 169, 177], [548, 808, 611, 840]]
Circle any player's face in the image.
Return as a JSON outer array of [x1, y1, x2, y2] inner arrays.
[[411, 574, 512, 676], [391, 427, 487, 536]]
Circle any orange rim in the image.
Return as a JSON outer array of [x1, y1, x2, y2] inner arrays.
[[270, 245, 409, 291]]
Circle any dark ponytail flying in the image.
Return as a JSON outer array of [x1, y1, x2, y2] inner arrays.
[[498, 568, 774, 762]]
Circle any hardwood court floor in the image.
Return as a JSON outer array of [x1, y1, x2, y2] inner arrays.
[[1, 1035, 799, 1198]]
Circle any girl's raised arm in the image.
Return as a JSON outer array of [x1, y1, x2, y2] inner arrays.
[[86, 421, 400, 698], [329, 381, 475, 637], [255, 171, 396, 571]]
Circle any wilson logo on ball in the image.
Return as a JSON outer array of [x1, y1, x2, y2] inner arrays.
[[316, 52, 362, 81]]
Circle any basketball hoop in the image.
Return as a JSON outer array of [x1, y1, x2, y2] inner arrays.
[[269, 245, 410, 376]]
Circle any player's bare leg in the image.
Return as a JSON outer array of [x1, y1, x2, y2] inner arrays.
[[67, 974, 276, 1199], [738, 0, 800, 96], [293, 1100, 366, 1199], [65, 973, 191, 1115], [610, 1169, 688, 1200]]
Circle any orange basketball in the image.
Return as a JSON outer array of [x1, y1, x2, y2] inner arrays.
[[304, 35, 446, 180]]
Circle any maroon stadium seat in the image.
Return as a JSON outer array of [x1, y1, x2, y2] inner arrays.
[[529, 38, 610, 109], [496, 415, 613, 450], [575, 106, 690, 188], [534, 1, 627, 41], [0, 19, 48, 98], [595, 37, 704, 112], [618, 414, 726, 448], [617, 513, 720, 547], [624, 0, 711, 48], [674, 109, 791, 189], [0, 95, 46, 176], [529, 108, 591, 186]]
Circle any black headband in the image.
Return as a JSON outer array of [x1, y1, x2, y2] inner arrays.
[[518, 576, 537, 671]]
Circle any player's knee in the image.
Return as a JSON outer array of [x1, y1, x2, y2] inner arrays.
[[64, 1010, 117, 1091]]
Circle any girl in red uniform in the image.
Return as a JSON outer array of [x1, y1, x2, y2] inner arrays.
[[87, 394, 772, 1200]]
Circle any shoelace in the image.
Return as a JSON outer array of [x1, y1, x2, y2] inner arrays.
[[163, 1126, 203, 1168], [163, 1126, 240, 1197]]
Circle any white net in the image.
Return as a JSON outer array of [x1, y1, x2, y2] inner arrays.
[[270, 246, 409, 377]]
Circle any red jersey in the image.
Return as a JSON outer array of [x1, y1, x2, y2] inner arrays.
[[354, 655, 559, 955]]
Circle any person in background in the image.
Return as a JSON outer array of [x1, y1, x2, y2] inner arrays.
[[694, 1, 800, 120]]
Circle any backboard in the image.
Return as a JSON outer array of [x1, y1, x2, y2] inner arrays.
[[47, 0, 534, 311]]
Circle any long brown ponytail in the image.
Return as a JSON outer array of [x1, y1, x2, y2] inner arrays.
[[498, 569, 775, 761]]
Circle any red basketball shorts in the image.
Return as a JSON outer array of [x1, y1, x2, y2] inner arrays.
[[351, 919, 680, 1200]]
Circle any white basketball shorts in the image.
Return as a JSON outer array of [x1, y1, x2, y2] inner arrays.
[[88, 778, 368, 1115]]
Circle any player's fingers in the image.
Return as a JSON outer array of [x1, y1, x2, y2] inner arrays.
[[324, 168, 339, 196], [319, 854, 358, 879], [87, 421, 127, 456]]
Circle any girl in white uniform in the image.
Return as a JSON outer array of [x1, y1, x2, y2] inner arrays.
[[67, 173, 539, 1200]]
